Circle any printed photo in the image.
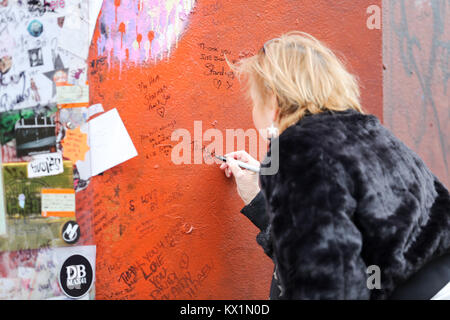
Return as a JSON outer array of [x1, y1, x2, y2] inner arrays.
[[28, 48, 44, 67], [15, 116, 57, 157]]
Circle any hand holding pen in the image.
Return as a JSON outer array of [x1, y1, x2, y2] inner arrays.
[[218, 151, 261, 205], [215, 154, 260, 173]]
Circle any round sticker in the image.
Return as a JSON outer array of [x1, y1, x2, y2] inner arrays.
[[27, 19, 43, 37], [59, 254, 93, 299], [61, 221, 80, 244]]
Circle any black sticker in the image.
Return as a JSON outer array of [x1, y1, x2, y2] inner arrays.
[[59, 254, 93, 299], [61, 221, 80, 244]]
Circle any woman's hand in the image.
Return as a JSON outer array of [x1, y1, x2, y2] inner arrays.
[[220, 151, 261, 205]]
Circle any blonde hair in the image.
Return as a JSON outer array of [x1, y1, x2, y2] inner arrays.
[[226, 31, 364, 133]]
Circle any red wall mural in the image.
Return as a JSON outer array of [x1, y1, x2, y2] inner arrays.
[[87, 0, 382, 299]]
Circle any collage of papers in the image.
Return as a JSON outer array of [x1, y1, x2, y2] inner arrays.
[[0, 0, 137, 300]]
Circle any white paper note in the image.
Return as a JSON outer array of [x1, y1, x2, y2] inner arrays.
[[87, 108, 138, 177]]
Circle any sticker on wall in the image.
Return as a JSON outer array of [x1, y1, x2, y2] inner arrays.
[[56, 84, 90, 108], [73, 166, 90, 193], [27, 20, 44, 37], [41, 188, 76, 218], [61, 221, 80, 244], [27, 152, 64, 178], [58, 254, 93, 299], [61, 126, 90, 163]]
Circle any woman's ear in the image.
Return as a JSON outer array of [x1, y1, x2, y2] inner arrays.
[[273, 105, 280, 124], [269, 93, 280, 123]]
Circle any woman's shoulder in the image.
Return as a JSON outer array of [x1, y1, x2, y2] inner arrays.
[[271, 108, 437, 191], [277, 109, 381, 156]]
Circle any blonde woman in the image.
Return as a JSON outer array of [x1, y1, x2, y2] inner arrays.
[[220, 31, 450, 300]]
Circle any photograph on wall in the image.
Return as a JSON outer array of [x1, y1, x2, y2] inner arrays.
[[14, 115, 57, 157]]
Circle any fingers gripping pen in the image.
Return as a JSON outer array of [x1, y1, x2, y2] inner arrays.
[[214, 154, 260, 173]]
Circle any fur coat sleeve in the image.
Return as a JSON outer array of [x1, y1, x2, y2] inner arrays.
[[240, 191, 274, 259], [259, 124, 371, 299]]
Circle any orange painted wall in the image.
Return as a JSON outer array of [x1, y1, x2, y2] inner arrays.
[[86, 0, 382, 299]]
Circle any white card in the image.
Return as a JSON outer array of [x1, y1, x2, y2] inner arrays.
[[88, 108, 138, 176]]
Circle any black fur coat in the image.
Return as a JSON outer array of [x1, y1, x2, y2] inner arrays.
[[241, 109, 450, 300]]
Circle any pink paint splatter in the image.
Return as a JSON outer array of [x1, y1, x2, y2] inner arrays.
[[97, 0, 196, 66]]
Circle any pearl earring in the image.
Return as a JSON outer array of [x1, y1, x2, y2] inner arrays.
[[267, 122, 279, 139]]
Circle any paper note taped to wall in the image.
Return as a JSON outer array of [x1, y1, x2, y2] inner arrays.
[[76, 108, 138, 179], [27, 152, 64, 178], [62, 127, 90, 163], [41, 189, 76, 217]]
